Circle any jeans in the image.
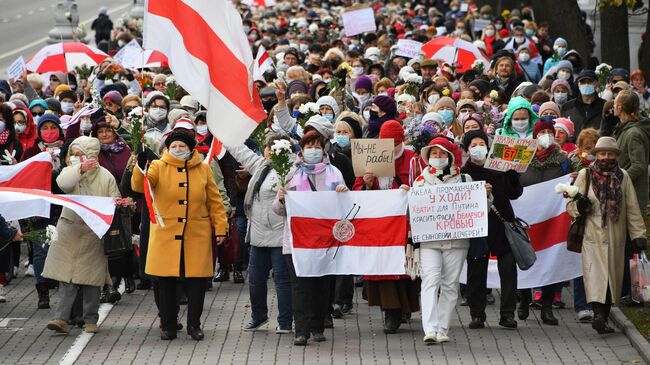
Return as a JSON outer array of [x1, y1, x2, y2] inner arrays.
[[234, 215, 249, 269], [32, 240, 49, 284], [248, 246, 292, 327], [573, 276, 592, 312], [420, 247, 467, 336], [53, 283, 100, 324]]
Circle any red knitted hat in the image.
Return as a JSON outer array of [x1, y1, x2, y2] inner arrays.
[[379, 120, 405, 143], [533, 119, 555, 139]]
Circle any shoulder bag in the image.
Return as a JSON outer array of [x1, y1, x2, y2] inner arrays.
[[566, 169, 591, 253], [491, 205, 536, 270]]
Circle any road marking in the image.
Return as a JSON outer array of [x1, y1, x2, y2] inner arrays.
[[0, 317, 27, 327]]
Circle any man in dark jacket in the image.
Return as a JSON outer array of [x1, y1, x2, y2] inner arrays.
[[91, 7, 113, 46], [561, 70, 605, 138]]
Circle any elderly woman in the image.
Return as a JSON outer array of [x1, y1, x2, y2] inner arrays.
[[567, 137, 647, 334], [132, 131, 229, 341], [273, 130, 348, 346], [44, 136, 121, 334]]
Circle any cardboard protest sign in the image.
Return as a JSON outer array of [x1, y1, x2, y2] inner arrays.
[[351, 139, 395, 177], [473, 19, 490, 32], [408, 181, 488, 243], [484, 135, 537, 173], [6, 56, 25, 81], [342, 7, 376, 37], [395, 39, 423, 59]]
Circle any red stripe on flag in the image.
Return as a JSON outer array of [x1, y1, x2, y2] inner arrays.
[[148, 0, 266, 123], [529, 212, 572, 251], [291, 216, 407, 249], [0, 161, 52, 191], [258, 51, 269, 67]]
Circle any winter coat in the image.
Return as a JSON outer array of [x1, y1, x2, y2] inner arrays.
[[226, 143, 284, 248], [519, 145, 571, 187], [560, 96, 605, 137], [43, 137, 120, 287], [97, 142, 131, 193], [614, 117, 650, 211], [489, 75, 521, 103], [461, 162, 523, 257], [131, 151, 229, 278], [567, 168, 646, 304], [496, 96, 538, 138], [353, 148, 416, 190]]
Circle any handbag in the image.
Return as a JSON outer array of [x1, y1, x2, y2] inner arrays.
[[630, 252, 650, 303], [567, 169, 591, 253], [103, 206, 133, 257], [491, 205, 536, 271], [217, 218, 241, 265]]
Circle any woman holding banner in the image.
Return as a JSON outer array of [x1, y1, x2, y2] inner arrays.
[[412, 136, 476, 344], [352, 120, 420, 335], [273, 129, 348, 346], [461, 130, 523, 330]]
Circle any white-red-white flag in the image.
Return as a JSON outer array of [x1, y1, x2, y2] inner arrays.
[[461, 175, 582, 289], [286, 190, 409, 277], [204, 137, 226, 163], [242, 0, 277, 8], [0, 152, 52, 190], [253, 45, 274, 81], [144, 0, 267, 145], [0, 187, 115, 238]]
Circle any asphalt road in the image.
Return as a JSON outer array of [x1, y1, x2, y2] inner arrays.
[[0, 0, 133, 74]]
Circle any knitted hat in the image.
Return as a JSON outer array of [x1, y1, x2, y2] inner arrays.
[[45, 98, 62, 115], [553, 117, 574, 137], [538, 101, 560, 117], [286, 80, 308, 97], [462, 130, 490, 152], [554, 37, 567, 47], [58, 90, 75, 102], [461, 113, 485, 131], [164, 130, 197, 150], [556, 60, 574, 73], [456, 99, 477, 113], [340, 117, 363, 139], [103, 90, 123, 105], [379, 120, 404, 143], [372, 95, 397, 117], [575, 70, 597, 83], [53, 84, 72, 97], [421, 112, 444, 129], [433, 96, 456, 113], [550, 79, 572, 95], [37, 113, 61, 129], [29, 99, 49, 111], [354, 76, 373, 93], [304, 115, 335, 140], [533, 119, 555, 139]]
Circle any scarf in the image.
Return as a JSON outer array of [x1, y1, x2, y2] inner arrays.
[[287, 155, 340, 192], [0, 130, 9, 145], [101, 141, 126, 153], [590, 159, 623, 228], [534, 144, 557, 164], [415, 164, 461, 186]]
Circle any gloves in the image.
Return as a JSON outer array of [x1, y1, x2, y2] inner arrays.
[[576, 196, 592, 216], [136, 150, 151, 170], [634, 238, 647, 252]]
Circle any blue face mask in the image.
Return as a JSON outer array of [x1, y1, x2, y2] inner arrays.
[[323, 114, 334, 122], [302, 148, 323, 164], [438, 110, 455, 125], [292, 110, 300, 118], [334, 135, 350, 148], [579, 84, 596, 96]]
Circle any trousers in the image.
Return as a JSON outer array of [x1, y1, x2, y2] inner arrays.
[[285, 254, 331, 337], [158, 277, 206, 331], [466, 251, 518, 320], [53, 282, 100, 324]]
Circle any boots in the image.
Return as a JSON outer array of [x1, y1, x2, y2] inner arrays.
[[213, 266, 230, 282], [107, 277, 122, 303], [100, 285, 109, 303], [35, 283, 50, 309], [591, 302, 615, 334], [540, 306, 559, 326], [383, 309, 402, 334]]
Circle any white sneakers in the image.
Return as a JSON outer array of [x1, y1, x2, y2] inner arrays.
[[436, 333, 450, 343], [423, 333, 450, 344], [423, 334, 436, 344], [25, 264, 35, 277], [0, 284, 6, 303], [577, 310, 594, 322]]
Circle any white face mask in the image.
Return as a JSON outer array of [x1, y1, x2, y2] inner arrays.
[[196, 125, 208, 135], [518, 53, 530, 62], [170, 149, 192, 160], [80, 118, 92, 133], [352, 67, 364, 76], [15, 123, 26, 134], [149, 107, 167, 122], [484, 29, 495, 37], [353, 92, 371, 104], [557, 70, 571, 80], [554, 92, 568, 104], [69, 155, 81, 166], [429, 157, 449, 170], [514, 36, 525, 43], [61, 102, 74, 114], [469, 145, 488, 161], [537, 134, 554, 149], [511, 119, 529, 133], [363, 110, 371, 121], [428, 94, 440, 105], [303, 147, 323, 164]]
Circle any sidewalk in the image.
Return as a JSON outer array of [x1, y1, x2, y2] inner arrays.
[[0, 272, 646, 365]]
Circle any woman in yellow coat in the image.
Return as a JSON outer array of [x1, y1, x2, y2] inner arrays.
[[132, 131, 228, 341]]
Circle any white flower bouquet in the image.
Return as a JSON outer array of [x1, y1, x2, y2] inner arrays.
[[269, 139, 293, 188]]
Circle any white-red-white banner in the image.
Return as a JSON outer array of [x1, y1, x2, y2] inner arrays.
[[0, 187, 116, 238], [286, 190, 409, 277], [144, 0, 267, 145], [0, 152, 52, 190], [461, 175, 582, 289], [253, 45, 273, 81]]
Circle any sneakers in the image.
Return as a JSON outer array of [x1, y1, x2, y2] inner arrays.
[[13, 266, 19, 278], [232, 271, 245, 284], [25, 264, 35, 277], [84, 324, 98, 333], [275, 325, 292, 334], [332, 304, 343, 319], [553, 292, 566, 309], [243, 318, 268, 331], [436, 333, 450, 343], [423, 334, 436, 344], [47, 319, 70, 333], [577, 310, 594, 322]]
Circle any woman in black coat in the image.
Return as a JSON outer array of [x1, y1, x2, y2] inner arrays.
[[461, 130, 523, 329]]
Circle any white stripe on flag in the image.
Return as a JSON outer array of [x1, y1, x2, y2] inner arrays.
[[511, 174, 572, 225], [293, 246, 406, 277], [0, 152, 51, 182], [286, 190, 409, 219]]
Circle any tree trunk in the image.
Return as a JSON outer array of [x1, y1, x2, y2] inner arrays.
[[599, 4, 630, 69], [641, 10, 650, 77]]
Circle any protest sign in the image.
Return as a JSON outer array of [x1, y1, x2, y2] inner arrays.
[[473, 19, 490, 32], [351, 139, 395, 177], [408, 181, 488, 243], [436, 26, 447, 36], [6, 56, 25, 81], [395, 39, 423, 59], [342, 7, 376, 37], [484, 135, 537, 173], [113, 39, 144, 69]]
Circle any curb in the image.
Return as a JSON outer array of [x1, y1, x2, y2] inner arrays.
[[610, 307, 650, 364]]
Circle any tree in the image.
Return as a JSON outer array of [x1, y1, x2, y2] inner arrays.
[[599, 2, 630, 69], [640, 8, 650, 77]]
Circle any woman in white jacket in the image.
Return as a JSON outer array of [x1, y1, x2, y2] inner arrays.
[[413, 136, 491, 344]]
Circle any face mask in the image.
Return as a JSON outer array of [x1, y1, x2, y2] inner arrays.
[[537, 134, 554, 149], [118, 40, 126, 47], [579, 84, 596, 96], [69, 156, 81, 166], [525, 29, 534, 37], [586, 154, 596, 161], [369, 110, 379, 120], [429, 157, 448, 170], [261, 99, 277, 112], [482, 14, 491, 20], [519, 53, 530, 62], [455, 28, 465, 34], [0, 121, 4, 133], [495, 23, 503, 30], [353, 67, 364, 76], [33, 115, 41, 125], [484, 29, 495, 37], [196, 125, 208, 135], [80, 118, 93, 133], [554, 92, 568, 104], [60, 102, 74, 114], [292, 110, 300, 118], [469, 145, 488, 161], [302, 147, 323, 164], [41, 129, 60, 143], [149, 107, 167, 122], [511, 119, 529, 132], [363, 110, 371, 121], [15, 123, 26, 134], [557, 70, 571, 80], [353, 92, 370, 104], [556, 47, 567, 57], [335, 135, 350, 148], [514, 36, 525, 43], [323, 114, 334, 122], [428, 94, 440, 105], [438, 110, 454, 125], [170, 149, 192, 160]]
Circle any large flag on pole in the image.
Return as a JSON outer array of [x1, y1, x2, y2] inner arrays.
[[144, 0, 267, 145], [461, 175, 582, 289], [286, 190, 409, 277]]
